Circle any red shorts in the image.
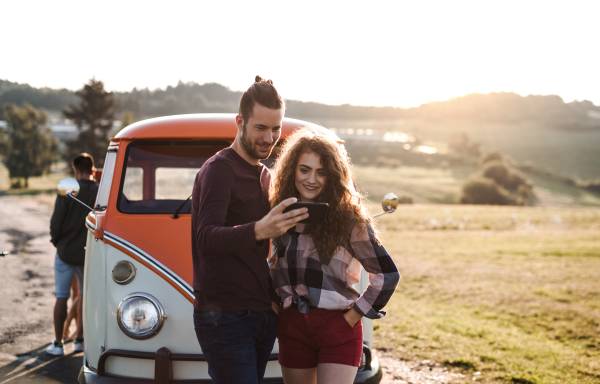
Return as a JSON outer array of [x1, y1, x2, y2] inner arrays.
[[277, 306, 363, 368]]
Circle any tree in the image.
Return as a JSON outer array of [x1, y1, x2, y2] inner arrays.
[[449, 131, 481, 158], [1, 103, 58, 188], [120, 111, 135, 130], [62, 78, 115, 167]]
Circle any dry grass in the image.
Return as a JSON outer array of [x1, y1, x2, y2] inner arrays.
[[370, 204, 600, 383], [354, 164, 600, 207], [0, 163, 70, 196]]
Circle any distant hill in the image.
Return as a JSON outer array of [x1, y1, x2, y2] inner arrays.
[[2, 79, 600, 130], [411, 92, 600, 131]]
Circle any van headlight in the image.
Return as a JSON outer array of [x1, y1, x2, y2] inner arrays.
[[117, 293, 166, 339]]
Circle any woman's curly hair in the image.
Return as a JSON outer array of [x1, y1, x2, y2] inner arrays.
[[271, 127, 378, 260]]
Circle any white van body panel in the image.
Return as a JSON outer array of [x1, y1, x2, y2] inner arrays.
[[83, 229, 107, 371], [94, 235, 283, 380]]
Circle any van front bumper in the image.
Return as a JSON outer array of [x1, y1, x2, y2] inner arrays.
[[79, 346, 382, 384]]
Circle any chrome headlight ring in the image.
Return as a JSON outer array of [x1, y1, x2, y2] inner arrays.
[[117, 293, 166, 339]]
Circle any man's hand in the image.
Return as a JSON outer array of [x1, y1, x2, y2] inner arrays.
[[254, 198, 308, 241], [271, 301, 280, 316]]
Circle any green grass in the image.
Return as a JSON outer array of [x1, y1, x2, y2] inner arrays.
[[370, 205, 600, 383]]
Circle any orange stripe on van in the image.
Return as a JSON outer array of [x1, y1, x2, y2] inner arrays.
[[104, 239, 194, 304], [87, 226, 194, 304]]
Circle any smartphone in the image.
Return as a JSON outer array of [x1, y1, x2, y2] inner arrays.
[[283, 202, 329, 224]]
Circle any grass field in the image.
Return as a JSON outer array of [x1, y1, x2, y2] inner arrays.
[[2, 160, 599, 383], [367, 203, 600, 383], [354, 165, 600, 207]]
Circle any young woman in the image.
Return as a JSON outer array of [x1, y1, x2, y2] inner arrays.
[[269, 127, 400, 384]]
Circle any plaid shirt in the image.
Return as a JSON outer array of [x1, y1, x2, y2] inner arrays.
[[269, 222, 400, 319]]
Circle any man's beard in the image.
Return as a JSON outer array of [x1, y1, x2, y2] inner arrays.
[[241, 123, 273, 160]]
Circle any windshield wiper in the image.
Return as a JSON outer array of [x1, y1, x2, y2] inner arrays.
[[173, 194, 192, 219]]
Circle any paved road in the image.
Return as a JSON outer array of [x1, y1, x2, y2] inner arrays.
[[0, 194, 82, 384]]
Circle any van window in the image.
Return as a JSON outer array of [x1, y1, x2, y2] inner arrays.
[[118, 141, 230, 214], [95, 149, 117, 210], [155, 168, 198, 199], [122, 167, 143, 200]]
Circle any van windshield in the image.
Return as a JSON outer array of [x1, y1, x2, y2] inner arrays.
[[118, 141, 230, 214]]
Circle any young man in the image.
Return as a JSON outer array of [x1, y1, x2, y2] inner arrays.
[[192, 76, 308, 384], [47, 153, 98, 355]]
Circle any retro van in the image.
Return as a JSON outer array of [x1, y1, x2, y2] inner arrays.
[[57, 114, 397, 384]]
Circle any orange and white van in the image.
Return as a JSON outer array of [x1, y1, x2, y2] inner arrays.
[[64, 114, 385, 384]]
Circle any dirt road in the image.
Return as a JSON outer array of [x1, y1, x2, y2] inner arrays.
[[0, 194, 83, 383], [0, 194, 457, 384]]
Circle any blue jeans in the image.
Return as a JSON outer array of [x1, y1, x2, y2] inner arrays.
[[193, 309, 278, 384]]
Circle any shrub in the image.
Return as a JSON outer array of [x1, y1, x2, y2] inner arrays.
[[580, 180, 600, 193], [464, 151, 535, 205], [460, 177, 517, 205], [481, 151, 504, 165], [482, 161, 510, 187]]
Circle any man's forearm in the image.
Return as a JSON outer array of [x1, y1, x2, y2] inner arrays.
[[196, 221, 260, 255]]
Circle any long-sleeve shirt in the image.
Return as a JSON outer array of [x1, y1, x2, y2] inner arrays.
[[269, 222, 400, 319], [50, 179, 98, 266], [191, 148, 279, 312]]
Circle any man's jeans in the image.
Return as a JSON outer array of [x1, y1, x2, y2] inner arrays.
[[193, 309, 278, 384]]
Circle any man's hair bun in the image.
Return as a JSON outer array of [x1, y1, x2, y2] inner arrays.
[[239, 75, 284, 121], [255, 75, 273, 85]]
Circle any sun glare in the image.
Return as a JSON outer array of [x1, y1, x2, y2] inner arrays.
[[1, 1, 599, 107]]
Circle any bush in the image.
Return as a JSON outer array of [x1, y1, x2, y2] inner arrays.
[[460, 177, 517, 205], [483, 161, 532, 193], [482, 161, 510, 187], [463, 151, 535, 205], [481, 151, 504, 165], [580, 180, 600, 193]]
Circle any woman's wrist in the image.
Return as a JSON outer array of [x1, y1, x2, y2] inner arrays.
[[343, 307, 363, 327]]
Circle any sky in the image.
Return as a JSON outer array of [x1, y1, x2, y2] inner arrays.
[[2, 0, 600, 108]]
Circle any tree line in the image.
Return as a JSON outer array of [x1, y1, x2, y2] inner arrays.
[[2, 78, 600, 130]]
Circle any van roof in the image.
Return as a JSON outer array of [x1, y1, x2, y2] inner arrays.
[[114, 113, 341, 142]]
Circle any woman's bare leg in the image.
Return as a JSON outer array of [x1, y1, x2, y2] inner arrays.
[[317, 363, 358, 384], [281, 366, 317, 384], [63, 295, 79, 341]]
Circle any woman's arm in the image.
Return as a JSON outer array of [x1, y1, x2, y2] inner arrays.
[[348, 222, 401, 320]]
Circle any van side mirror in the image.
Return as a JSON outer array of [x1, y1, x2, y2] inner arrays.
[[57, 177, 81, 197], [57, 178, 99, 234], [372, 193, 399, 218]]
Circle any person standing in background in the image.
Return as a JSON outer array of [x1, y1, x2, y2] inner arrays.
[[47, 153, 98, 355]]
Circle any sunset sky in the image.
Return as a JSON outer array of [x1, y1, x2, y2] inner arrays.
[[3, 1, 599, 107]]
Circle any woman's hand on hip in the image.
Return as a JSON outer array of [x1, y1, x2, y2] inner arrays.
[[343, 307, 363, 327]]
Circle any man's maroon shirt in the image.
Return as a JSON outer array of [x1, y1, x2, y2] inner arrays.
[[191, 147, 278, 312]]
